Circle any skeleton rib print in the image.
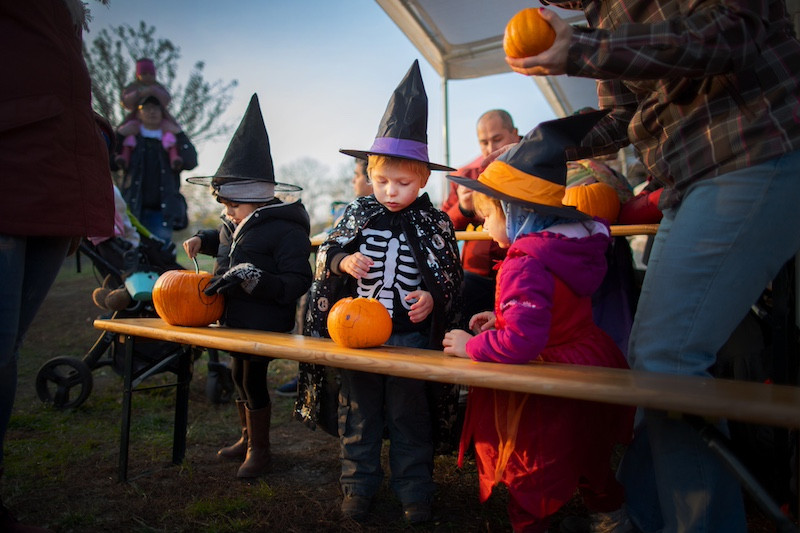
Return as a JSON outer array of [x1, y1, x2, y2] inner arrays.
[[356, 227, 421, 316]]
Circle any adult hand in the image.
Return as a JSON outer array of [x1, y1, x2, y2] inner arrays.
[[505, 9, 572, 76], [443, 329, 472, 358], [456, 185, 475, 215], [204, 262, 263, 295], [406, 290, 433, 323]]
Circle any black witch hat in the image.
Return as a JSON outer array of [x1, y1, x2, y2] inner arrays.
[[340, 60, 453, 172], [447, 109, 609, 219], [186, 93, 301, 196]]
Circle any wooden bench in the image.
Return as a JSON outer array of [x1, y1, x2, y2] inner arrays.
[[94, 316, 800, 531], [309, 223, 660, 247], [94, 223, 800, 530]]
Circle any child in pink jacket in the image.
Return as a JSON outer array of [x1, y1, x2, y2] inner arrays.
[[443, 111, 634, 533]]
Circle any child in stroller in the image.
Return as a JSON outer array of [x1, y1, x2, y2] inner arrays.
[[87, 184, 181, 311], [35, 185, 233, 409]]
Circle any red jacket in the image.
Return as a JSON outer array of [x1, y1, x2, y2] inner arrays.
[[0, 2, 114, 237], [442, 155, 506, 277]]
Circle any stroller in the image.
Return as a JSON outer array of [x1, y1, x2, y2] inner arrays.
[[35, 224, 234, 409]]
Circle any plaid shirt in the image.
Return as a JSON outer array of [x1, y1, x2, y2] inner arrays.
[[565, 0, 800, 208]]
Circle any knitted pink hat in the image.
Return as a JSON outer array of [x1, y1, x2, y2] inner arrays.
[[136, 58, 156, 77]]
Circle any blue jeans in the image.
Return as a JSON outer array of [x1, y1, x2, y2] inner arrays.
[[0, 235, 71, 466], [619, 150, 800, 533], [338, 331, 435, 504], [139, 208, 173, 243]]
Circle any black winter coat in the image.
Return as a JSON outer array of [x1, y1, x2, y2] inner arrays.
[[117, 132, 197, 232], [196, 199, 312, 333]]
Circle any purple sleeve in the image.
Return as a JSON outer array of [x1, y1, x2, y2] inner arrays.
[[465, 256, 553, 364]]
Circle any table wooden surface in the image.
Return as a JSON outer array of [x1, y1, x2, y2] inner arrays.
[[95, 317, 800, 429], [309, 223, 659, 247]]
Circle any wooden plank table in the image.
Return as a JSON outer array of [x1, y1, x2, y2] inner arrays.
[[309, 223, 660, 248], [94, 316, 800, 530], [95, 317, 800, 429]]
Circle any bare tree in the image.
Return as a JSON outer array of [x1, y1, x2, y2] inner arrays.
[[277, 158, 353, 232], [83, 21, 237, 144]]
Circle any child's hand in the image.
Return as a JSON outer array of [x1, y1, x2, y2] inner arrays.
[[183, 236, 201, 259], [406, 290, 432, 323], [443, 329, 472, 358], [469, 311, 496, 334], [339, 252, 373, 279]]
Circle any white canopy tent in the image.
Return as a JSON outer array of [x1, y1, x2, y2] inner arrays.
[[375, 0, 601, 165]]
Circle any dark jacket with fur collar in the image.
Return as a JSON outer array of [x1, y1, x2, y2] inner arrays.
[[196, 199, 312, 333]]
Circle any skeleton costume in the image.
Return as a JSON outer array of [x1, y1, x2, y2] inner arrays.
[[295, 61, 466, 517], [294, 193, 463, 438]]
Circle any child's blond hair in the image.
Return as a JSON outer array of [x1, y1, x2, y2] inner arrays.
[[367, 155, 431, 187], [473, 191, 503, 220]]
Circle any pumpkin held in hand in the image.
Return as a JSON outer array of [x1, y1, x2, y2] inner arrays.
[[562, 182, 621, 223], [152, 270, 224, 326], [503, 7, 556, 59], [327, 297, 392, 348]]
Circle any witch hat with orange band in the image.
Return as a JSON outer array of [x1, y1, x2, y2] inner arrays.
[[447, 109, 608, 220]]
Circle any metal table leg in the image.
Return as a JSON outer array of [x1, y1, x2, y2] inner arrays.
[[171, 345, 192, 465], [118, 334, 134, 482]]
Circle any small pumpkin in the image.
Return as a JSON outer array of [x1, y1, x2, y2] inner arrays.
[[152, 270, 224, 326], [562, 182, 621, 223], [327, 297, 392, 348], [503, 8, 556, 59]]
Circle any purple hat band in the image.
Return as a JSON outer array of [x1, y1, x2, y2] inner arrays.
[[369, 137, 429, 163]]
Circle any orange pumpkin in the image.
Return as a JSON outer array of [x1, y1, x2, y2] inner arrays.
[[152, 270, 224, 326], [562, 182, 621, 223], [503, 8, 556, 59], [327, 297, 392, 348]]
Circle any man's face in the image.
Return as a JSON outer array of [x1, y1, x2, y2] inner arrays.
[[477, 115, 519, 157], [137, 103, 163, 129]]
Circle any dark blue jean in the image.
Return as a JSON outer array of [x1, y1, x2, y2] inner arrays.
[[0, 235, 71, 466], [620, 150, 800, 533], [338, 331, 435, 504]]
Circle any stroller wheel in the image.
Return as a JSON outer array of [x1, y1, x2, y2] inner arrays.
[[206, 359, 234, 404], [36, 356, 93, 409]]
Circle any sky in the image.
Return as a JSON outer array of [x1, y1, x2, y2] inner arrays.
[[86, 0, 559, 205]]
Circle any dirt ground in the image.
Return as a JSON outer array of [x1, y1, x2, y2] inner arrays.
[[2, 263, 784, 532]]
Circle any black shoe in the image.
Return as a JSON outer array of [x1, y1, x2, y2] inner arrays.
[[402, 501, 432, 524], [275, 377, 298, 398], [340, 494, 371, 521]]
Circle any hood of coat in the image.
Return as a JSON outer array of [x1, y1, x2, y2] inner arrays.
[[507, 219, 610, 298]]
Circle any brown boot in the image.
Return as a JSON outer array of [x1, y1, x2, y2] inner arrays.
[[236, 405, 271, 478], [218, 400, 248, 460]]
